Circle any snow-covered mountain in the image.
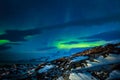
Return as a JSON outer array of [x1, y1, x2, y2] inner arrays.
[[0, 43, 120, 80], [35, 43, 120, 80]]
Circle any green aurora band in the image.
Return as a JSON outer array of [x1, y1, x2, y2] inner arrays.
[[0, 40, 10, 45], [55, 40, 107, 49]]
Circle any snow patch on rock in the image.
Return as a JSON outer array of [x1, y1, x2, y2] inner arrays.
[[38, 65, 54, 73], [69, 72, 97, 80]]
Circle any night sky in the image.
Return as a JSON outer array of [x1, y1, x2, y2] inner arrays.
[[0, 0, 120, 61]]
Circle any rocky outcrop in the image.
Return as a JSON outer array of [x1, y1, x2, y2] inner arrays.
[[0, 43, 120, 80], [35, 43, 120, 80]]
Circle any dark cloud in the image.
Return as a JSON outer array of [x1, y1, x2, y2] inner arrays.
[[0, 0, 120, 27], [7, 43, 21, 45], [0, 42, 21, 51], [56, 39, 65, 41], [61, 39, 101, 45], [55, 13, 120, 27], [0, 45, 11, 51], [82, 39, 100, 42], [34, 13, 120, 32], [78, 30, 120, 41], [38, 47, 57, 51], [62, 41, 79, 45], [0, 28, 41, 42]]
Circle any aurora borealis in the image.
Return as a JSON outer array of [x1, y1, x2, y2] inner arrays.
[[0, 0, 120, 61], [0, 40, 10, 45], [56, 41, 107, 49]]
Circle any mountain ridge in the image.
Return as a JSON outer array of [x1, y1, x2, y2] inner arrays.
[[35, 42, 120, 80]]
